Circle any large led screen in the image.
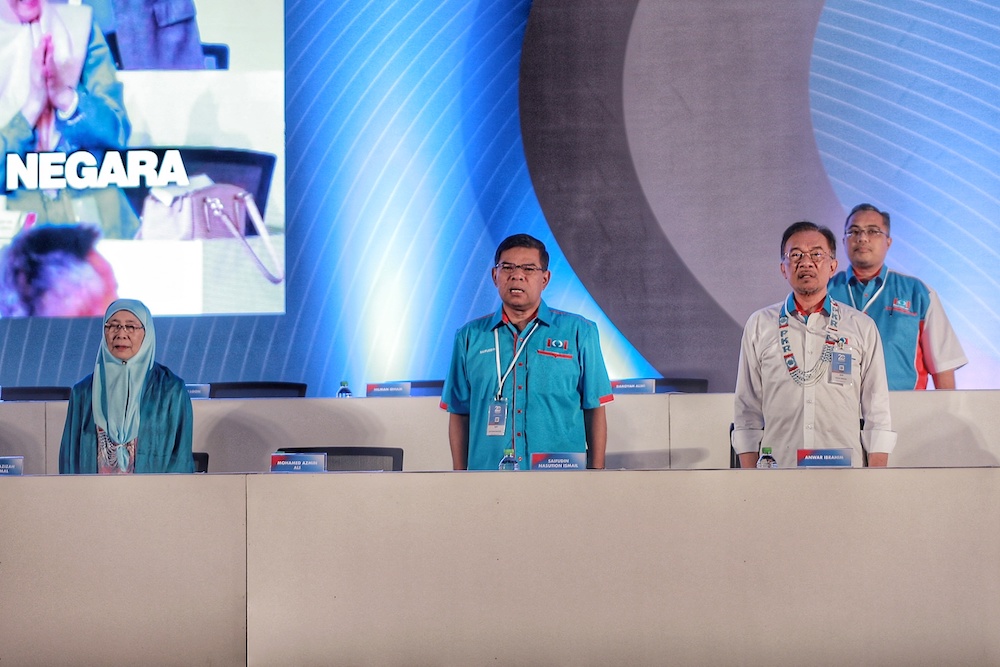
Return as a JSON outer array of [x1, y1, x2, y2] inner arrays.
[[0, 0, 284, 317]]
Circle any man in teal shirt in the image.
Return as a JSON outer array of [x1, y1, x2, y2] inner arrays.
[[441, 234, 614, 470], [828, 204, 967, 390]]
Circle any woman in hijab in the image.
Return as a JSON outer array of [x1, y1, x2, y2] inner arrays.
[[59, 298, 194, 473]]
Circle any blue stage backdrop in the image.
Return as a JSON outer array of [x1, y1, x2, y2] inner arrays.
[[0, 0, 997, 395], [0, 0, 657, 395], [810, 0, 1000, 389], [282, 0, 657, 396]]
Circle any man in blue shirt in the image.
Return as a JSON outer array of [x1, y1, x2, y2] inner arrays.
[[828, 204, 967, 390], [441, 234, 614, 470]]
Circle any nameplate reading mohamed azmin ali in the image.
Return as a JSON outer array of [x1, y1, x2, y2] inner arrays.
[[270, 452, 326, 473]]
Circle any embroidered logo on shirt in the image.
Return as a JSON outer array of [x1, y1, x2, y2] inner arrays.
[[546, 338, 570, 351], [888, 298, 916, 315]]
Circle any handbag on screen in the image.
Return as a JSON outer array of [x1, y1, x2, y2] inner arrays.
[[137, 178, 285, 284]]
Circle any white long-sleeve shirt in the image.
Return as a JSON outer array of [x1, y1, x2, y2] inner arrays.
[[733, 293, 896, 467]]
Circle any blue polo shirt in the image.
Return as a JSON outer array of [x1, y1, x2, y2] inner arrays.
[[441, 300, 614, 470], [829, 266, 967, 390]]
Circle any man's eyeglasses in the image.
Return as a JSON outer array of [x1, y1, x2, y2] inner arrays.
[[104, 323, 145, 335], [495, 262, 543, 275], [845, 227, 887, 239], [783, 250, 831, 265]]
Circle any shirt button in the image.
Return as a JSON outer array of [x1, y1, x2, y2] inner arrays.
[[517, 386, 523, 390], [516, 432, 522, 437], [806, 424, 814, 430], [516, 409, 522, 414]]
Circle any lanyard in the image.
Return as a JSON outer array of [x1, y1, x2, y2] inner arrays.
[[847, 275, 886, 314], [494, 321, 539, 401], [779, 298, 840, 387]]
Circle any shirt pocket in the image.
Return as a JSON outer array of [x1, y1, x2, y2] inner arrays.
[[529, 348, 579, 397]]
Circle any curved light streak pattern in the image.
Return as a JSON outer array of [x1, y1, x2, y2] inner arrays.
[[0, 0, 654, 393], [286, 0, 656, 396], [811, 0, 1000, 388]]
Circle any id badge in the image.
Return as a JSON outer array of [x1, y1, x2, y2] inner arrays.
[[830, 351, 852, 385], [486, 399, 508, 436]]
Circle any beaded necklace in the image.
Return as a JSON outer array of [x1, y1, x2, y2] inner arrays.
[[778, 299, 840, 387]]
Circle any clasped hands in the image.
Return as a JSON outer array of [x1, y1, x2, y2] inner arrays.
[[23, 33, 77, 127]]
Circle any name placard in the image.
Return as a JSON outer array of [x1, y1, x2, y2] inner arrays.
[[185, 383, 211, 399], [797, 448, 853, 467], [530, 452, 587, 470], [611, 379, 655, 394], [366, 382, 412, 397], [270, 452, 326, 473], [0, 456, 24, 475]]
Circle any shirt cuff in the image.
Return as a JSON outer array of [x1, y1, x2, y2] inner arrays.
[[862, 429, 897, 454], [731, 428, 764, 454]]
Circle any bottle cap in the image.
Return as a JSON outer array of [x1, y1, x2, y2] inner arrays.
[[761, 447, 772, 455]]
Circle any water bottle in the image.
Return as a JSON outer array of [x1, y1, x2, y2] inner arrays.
[[498, 448, 519, 471], [336, 381, 352, 398], [756, 446, 777, 468]]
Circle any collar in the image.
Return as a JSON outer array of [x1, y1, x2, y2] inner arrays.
[[784, 292, 832, 318], [491, 300, 552, 331], [848, 263, 888, 287]]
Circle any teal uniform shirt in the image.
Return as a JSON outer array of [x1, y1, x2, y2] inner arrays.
[[829, 266, 967, 390], [441, 300, 614, 470], [59, 362, 195, 473]]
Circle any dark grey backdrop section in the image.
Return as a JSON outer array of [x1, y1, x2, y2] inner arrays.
[[520, 0, 845, 392], [519, 0, 741, 392]]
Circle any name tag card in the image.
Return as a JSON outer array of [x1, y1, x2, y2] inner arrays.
[[797, 449, 853, 467], [0, 456, 24, 475], [185, 383, 211, 399], [366, 382, 412, 397], [611, 379, 656, 394], [530, 452, 587, 470], [270, 452, 326, 472]]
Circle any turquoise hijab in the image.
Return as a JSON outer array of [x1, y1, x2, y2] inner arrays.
[[92, 299, 156, 445]]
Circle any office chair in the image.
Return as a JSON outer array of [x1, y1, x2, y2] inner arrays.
[[209, 382, 307, 398], [192, 452, 209, 473], [277, 447, 404, 472], [0, 386, 71, 401], [201, 43, 230, 70], [729, 423, 738, 468], [656, 377, 709, 393]]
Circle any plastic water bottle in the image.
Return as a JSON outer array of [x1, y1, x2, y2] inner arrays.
[[498, 448, 519, 471], [336, 381, 352, 398], [756, 446, 777, 468]]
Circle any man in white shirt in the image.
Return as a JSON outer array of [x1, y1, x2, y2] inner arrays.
[[733, 221, 896, 468]]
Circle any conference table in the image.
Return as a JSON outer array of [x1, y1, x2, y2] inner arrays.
[[3, 467, 999, 666]]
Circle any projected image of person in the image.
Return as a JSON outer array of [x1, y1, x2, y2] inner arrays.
[[0, 223, 118, 316], [441, 233, 614, 471], [0, 0, 139, 239], [81, 0, 207, 70], [59, 298, 194, 474]]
